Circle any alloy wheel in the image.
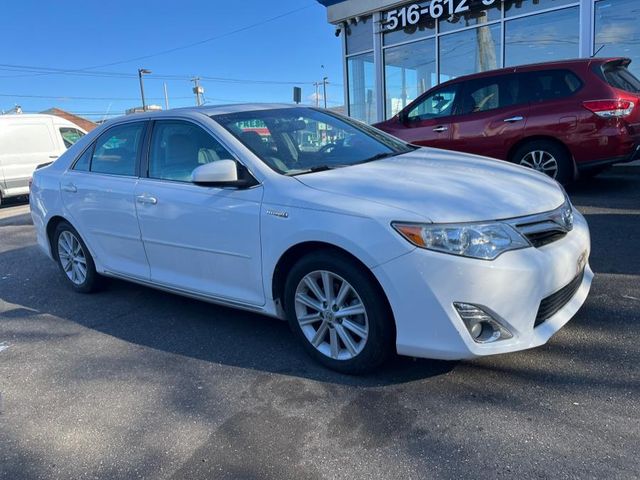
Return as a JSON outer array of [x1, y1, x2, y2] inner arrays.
[[520, 150, 558, 179], [57, 230, 87, 285], [294, 270, 369, 361]]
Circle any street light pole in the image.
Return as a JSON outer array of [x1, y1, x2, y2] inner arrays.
[[322, 76, 328, 109], [138, 68, 152, 111]]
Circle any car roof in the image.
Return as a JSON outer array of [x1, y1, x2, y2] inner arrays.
[[116, 103, 300, 121], [437, 57, 630, 87], [0, 113, 81, 127]]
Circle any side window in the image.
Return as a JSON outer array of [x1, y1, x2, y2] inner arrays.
[[73, 145, 93, 172], [407, 85, 458, 121], [60, 128, 85, 148], [91, 122, 145, 176], [462, 79, 500, 114], [461, 75, 530, 114], [526, 70, 582, 102], [148, 120, 234, 182]]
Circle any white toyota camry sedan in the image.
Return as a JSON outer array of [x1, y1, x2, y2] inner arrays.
[[30, 104, 593, 373]]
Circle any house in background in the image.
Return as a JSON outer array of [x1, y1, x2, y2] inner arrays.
[[41, 107, 97, 131]]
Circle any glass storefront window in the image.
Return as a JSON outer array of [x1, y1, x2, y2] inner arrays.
[[383, 1, 435, 46], [439, 0, 501, 34], [345, 16, 373, 55], [384, 39, 436, 119], [347, 52, 377, 123], [439, 24, 501, 82], [595, 0, 640, 78], [505, 7, 579, 67], [504, 0, 577, 17]]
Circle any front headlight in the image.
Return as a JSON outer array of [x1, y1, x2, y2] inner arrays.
[[392, 221, 531, 260]]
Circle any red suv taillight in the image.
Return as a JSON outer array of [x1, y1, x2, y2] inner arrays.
[[583, 99, 635, 118]]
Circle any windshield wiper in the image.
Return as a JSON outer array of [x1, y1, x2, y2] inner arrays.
[[286, 165, 348, 176], [357, 152, 399, 164]]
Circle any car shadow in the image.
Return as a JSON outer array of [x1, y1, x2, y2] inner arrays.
[[0, 243, 455, 387], [0, 196, 29, 209], [567, 171, 640, 277]]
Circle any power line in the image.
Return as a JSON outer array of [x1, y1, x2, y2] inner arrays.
[[0, 5, 312, 79], [0, 93, 194, 101], [0, 64, 319, 85]]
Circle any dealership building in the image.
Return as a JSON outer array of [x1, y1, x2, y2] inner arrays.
[[317, 0, 639, 123]]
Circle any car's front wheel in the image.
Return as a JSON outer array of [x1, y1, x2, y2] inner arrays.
[[53, 221, 100, 293], [284, 251, 394, 374]]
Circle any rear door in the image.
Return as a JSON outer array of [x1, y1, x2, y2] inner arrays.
[[447, 73, 529, 160], [394, 84, 459, 148], [60, 120, 151, 279]]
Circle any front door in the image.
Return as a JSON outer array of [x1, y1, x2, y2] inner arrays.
[[134, 119, 264, 306], [395, 84, 460, 148], [60, 121, 150, 279]]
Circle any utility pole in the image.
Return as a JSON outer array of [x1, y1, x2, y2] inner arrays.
[[322, 76, 328, 109], [163, 82, 170, 110], [191, 77, 204, 106], [313, 82, 319, 107], [138, 68, 152, 111]]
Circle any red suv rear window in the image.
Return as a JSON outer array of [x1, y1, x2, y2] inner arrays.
[[602, 64, 640, 94]]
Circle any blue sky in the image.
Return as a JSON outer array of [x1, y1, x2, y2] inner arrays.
[[0, 0, 342, 119]]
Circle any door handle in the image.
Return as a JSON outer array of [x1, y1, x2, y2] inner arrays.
[[433, 125, 448, 133], [136, 194, 157, 205], [503, 116, 524, 123], [62, 183, 77, 193], [49, 155, 59, 159]]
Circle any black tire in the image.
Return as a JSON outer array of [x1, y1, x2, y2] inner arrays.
[[53, 221, 101, 293], [512, 140, 574, 185], [284, 250, 395, 374]]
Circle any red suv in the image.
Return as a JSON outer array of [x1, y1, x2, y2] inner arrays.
[[374, 58, 640, 184]]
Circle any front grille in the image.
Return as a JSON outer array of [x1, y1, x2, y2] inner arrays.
[[524, 229, 567, 248], [535, 269, 584, 327], [507, 200, 574, 249]]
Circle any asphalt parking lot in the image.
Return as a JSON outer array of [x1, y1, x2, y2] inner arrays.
[[1, 169, 639, 480]]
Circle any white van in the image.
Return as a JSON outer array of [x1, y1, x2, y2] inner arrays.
[[0, 114, 86, 205]]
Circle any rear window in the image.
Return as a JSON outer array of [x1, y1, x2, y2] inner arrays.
[[603, 65, 640, 94], [523, 70, 582, 102]]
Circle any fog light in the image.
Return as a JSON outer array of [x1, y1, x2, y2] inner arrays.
[[470, 322, 483, 339], [453, 303, 514, 344]]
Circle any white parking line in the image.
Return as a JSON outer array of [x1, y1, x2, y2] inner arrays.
[[0, 204, 30, 220], [0, 343, 9, 353]]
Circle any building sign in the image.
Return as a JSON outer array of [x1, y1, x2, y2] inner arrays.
[[384, 0, 500, 31]]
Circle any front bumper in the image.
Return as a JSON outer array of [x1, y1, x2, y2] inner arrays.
[[373, 211, 592, 360]]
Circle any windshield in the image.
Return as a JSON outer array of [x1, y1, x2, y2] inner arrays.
[[212, 107, 416, 175]]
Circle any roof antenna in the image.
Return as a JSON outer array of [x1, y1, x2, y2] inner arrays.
[[592, 44, 605, 58]]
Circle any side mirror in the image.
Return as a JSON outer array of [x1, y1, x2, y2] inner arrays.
[[397, 110, 409, 125], [192, 160, 251, 188]]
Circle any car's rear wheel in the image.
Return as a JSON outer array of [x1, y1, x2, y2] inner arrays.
[[53, 221, 100, 293], [284, 251, 394, 374], [512, 140, 573, 185]]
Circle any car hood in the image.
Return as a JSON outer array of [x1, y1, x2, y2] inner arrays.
[[294, 148, 565, 223]]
